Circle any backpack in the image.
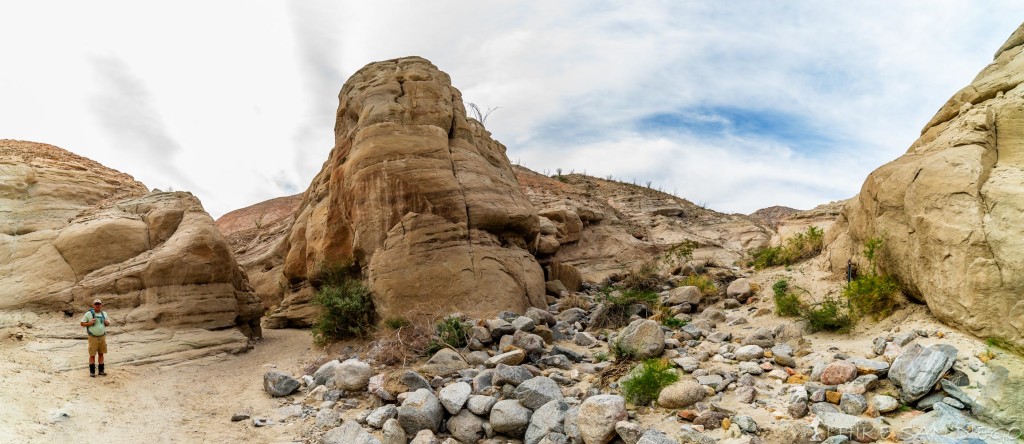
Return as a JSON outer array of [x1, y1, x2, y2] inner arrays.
[[85, 308, 106, 337]]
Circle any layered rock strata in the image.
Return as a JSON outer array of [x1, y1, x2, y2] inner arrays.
[[0, 140, 262, 338], [265, 57, 545, 326]]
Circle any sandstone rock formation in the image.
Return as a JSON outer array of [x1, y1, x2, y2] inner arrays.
[[768, 200, 846, 247], [217, 194, 302, 309], [824, 24, 1024, 350], [0, 140, 262, 338], [264, 57, 545, 326], [514, 167, 771, 282]]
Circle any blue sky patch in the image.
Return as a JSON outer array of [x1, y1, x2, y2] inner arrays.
[[635, 106, 836, 156]]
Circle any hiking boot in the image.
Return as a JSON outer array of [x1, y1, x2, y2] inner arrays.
[[98, 370, 107, 376], [90, 373, 96, 377]]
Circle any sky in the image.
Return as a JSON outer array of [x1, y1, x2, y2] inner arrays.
[[1, 2, 1022, 218]]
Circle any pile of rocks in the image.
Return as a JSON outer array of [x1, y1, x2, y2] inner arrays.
[[255, 270, 1015, 443]]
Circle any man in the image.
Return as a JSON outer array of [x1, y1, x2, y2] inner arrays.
[[80, 299, 111, 377]]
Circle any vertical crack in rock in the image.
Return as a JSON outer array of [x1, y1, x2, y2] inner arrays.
[[447, 106, 475, 273]]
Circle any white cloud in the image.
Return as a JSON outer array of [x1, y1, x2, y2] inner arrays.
[[1, 1, 1021, 217]]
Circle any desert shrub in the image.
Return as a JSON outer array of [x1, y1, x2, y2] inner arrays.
[[750, 226, 824, 269], [841, 236, 901, 321], [311, 264, 374, 345], [802, 295, 854, 333], [368, 321, 433, 366], [844, 274, 900, 320], [772, 279, 802, 317], [661, 240, 698, 267], [662, 317, 688, 329], [592, 288, 660, 329], [426, 316, 470, 354], [384, 317, 411, 330], [680, 274, 717, 296], [620, 260, 663, 292], [559, 293, 591, 310], [610, 339, 639, 362], [620, 359, 679, 405], [593, 352, 609, 363], [751, 246, 785, 269]]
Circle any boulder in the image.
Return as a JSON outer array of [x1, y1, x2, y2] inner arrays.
[[577, 395, 628, 444], [438, 382, 472, 415], [659, 380, 708, 409], [726, 278, 754, 300], [820, 361, 859, 385], [267, 57, 546, 326], [382, 418, 405, 444], [889, 343, 957, 403], [493, 364, 534, 387], [515, 376, 564, 410], [467, 395, 497, 416], [446, 410, 485, 444], [263, 371, 300, 397], [323, 421, 381, 444], [421, 348, 469, 377], [823, 23, 1024, 351], [313, 360, 342, 387], [734, 345, 764, 361], [615, 319, 665, 360], [397, 389, 444, 435], [335, 358, 373, 391], [665, 286, 702, 306], [525, 400, 568, 444], [490, 399, 532, 438], [367, 405, 399, 429]]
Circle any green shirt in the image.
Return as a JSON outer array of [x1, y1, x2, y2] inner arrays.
[[81, 310, 108, 336]]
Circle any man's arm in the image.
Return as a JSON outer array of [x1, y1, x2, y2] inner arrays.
[[80, 313, 95, 327]]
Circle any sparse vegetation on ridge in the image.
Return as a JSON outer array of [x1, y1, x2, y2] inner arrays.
[[749, 226, 824, 269]]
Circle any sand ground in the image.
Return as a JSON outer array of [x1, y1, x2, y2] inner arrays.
[[0, 327, 318, 444]]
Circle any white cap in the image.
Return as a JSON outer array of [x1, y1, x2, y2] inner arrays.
[[93, 299, 102, 305]]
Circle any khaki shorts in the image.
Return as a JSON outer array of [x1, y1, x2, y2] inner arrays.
[[88, 335, 107, 355]]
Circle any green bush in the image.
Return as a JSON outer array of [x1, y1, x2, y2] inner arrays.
[[384, 317, 411, 330], [621, 359, 679, 405], [426, 316, 470, 354], [662, 317, 688, 329], [593, 352, 609, 363], [680, 274, 717, 296], [311, 264, 374, 345], [844, 274, 900, 320], [593, 288, 660, 328], [750, 226, 824, 269], [802, 295, 854, 333], [610, 339, 639, 362], [772, 279, 802, 317], [840, 235, 901, 321], [660, 240, 698, 267], [620, 260, 663, 292]]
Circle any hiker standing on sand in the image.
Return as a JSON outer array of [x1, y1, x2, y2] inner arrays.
[[80, 299, 111, 377]]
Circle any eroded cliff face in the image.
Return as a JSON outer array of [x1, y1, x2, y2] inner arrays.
[[825, 24, 1024, 350], [514, 167, 772, 282], [265, 57, 545, 326], [0, 140, 262, 338]]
